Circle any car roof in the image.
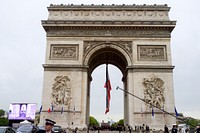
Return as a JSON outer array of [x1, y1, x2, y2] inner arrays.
[[54, 125, 61, 127], [0, 126, 10, 128]]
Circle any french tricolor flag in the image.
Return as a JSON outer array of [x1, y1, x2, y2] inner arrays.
[[104, 64, 112, 114], [48, 103, 54, 113]]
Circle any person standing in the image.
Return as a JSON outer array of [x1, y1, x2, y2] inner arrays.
[[196, 123, 200, 133], [118, 125, 122, 133], [142, 124, 145, 133], [179, 127, 186, 133], [171, 125, 178, 133], [37, 119, 56, 133], [73, 127, 78, 133], [146, 125, 150, 133], [127, 124, 132, 133], [164, 125, 169, 133]]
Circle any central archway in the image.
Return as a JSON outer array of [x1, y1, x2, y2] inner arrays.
[[85, 44, 131, 126], [90, 64, 124, 125]]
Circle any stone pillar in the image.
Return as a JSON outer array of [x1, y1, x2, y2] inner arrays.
[[79, 71, 88, 129], [123, 78, 128, 125], [126, 70, 135, 127], [39, 69, 88, 129]]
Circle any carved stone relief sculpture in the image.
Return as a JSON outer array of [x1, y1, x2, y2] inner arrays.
[[142, 75, 165, 109], [50, 45, 78, 60], [138, 45, 167, 61], [51, 75, 72, 109]]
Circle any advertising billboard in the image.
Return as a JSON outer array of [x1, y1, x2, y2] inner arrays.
[[8, 103, 37, 120]]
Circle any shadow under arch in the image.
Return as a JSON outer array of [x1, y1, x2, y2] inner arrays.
[[89, 48, 127, 76], [83, 42, 132, 76]]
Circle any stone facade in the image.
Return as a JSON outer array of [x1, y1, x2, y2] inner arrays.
[[40, 4, 176, 130]]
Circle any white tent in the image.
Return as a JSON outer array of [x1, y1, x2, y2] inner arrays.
[[19, 120, 31, 126]]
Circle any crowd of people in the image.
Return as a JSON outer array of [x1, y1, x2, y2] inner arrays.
[[164, 124, 191, 133], [23, 119, 200, 133], [89, 123, 200, 133], [134, 124, 150, 132]]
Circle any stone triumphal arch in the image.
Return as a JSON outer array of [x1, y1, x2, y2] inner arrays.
[[40, 4, 176, 130]]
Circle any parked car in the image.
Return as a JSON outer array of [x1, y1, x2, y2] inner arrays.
[[17, 125, 38, 133], [53, 125, 65, 133], [0, 126, 16, 133], [38, 125, 65, 133]]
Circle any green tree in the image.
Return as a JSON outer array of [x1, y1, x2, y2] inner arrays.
[[0, 118, 9, 126], [0, 109, 5, 117], [118, 119, 124, 126], [89, 116, 99, 126], [178, 113, 184, 117], [186, 117, 200, 128], [111, 119, 124, 129], [111, 122, 118, 128], [0, 109, 9, 126]]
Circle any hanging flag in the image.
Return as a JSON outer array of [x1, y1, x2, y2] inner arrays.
[[48, 108, 51, 113], [152, 107, 154, 117], [61, 106, 64, 114], [73, 105, 76, 115], [39, 105, 42, 114], [48, 103, 53, 113], [174, 106, 179, 117], [51, 103, 54, 112], [104, 64, 112, 114]]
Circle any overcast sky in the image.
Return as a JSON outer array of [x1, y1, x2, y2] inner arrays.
[[0, 0, 200, 122]]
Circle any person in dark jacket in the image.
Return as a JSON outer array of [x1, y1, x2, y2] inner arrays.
[[37, 119, 56, 133], [164, 125, 169, 133], [127, 124, 132, 133], [171, 125, 178, 133], [196, 123, 200, 133], [145, 125, 150, 133]]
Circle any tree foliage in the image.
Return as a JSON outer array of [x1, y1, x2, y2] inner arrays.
[[178, 113, 200, 128], [89, 116, 99, 126], [186, 117, 200, 128], [0, 118, 9, 126], [0, 109, 5, 117], [111, 119, 124, 128], [118, 119, 124, 126], [111, 122, 118, 128], [0, 109, 8, 126]]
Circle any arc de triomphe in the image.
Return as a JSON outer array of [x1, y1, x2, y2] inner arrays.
[[40, 4, 176, 130]]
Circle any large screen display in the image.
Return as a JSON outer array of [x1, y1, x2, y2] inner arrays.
[[8, 103, 37, 120]]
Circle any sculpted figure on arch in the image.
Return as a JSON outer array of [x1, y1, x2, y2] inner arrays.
[[143, 75, 165, 109], [51, 75, 72, 109]]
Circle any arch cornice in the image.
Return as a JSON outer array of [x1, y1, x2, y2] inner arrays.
[[42, 24, 175, 38]]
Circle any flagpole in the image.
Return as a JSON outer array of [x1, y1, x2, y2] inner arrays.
[[116, 86, 186, 123]]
